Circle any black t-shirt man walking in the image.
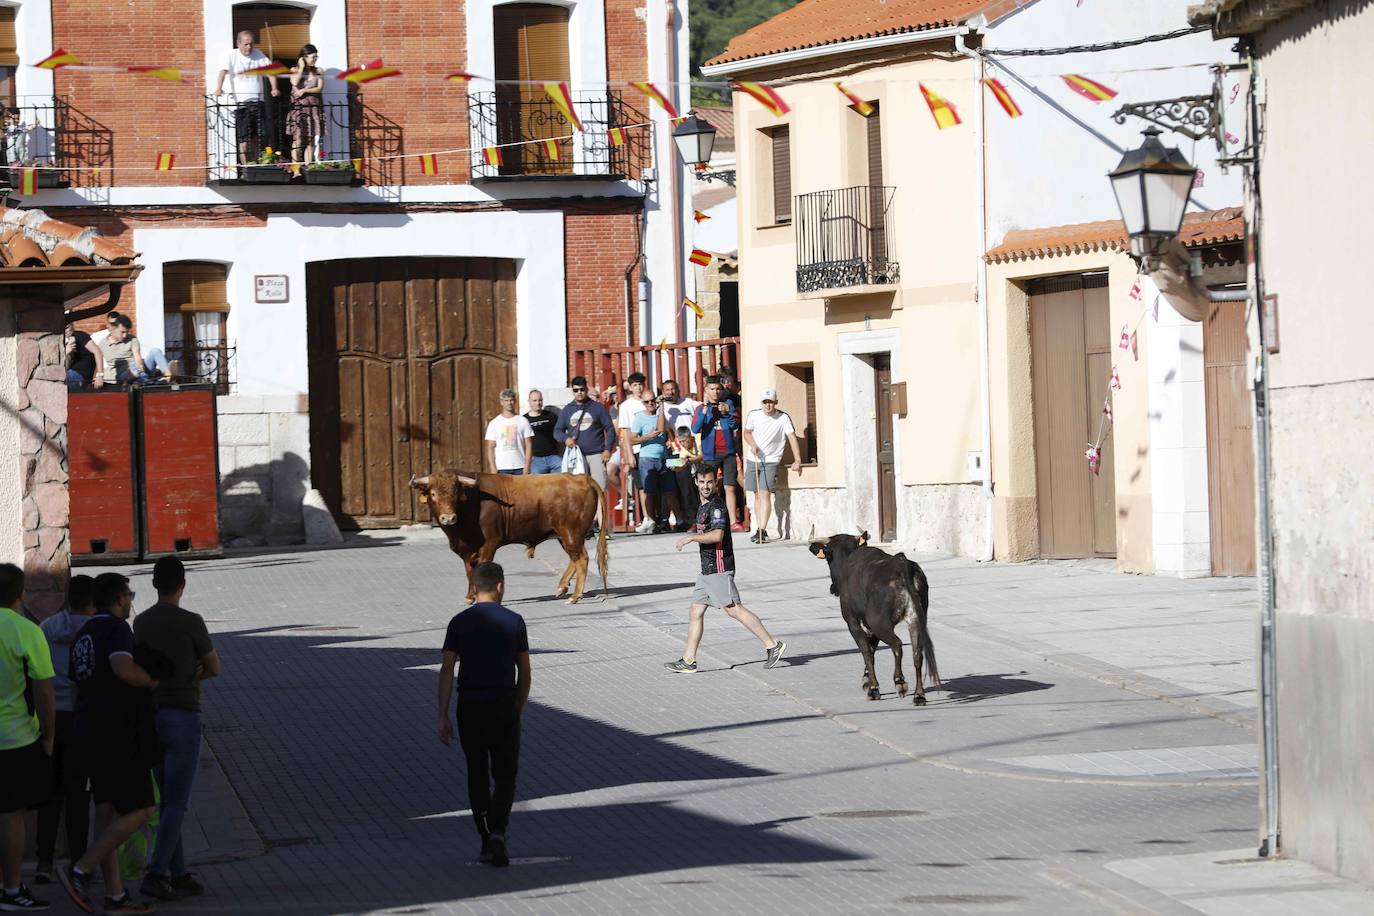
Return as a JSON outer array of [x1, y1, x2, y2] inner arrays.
[[438, 562, 531, 867]]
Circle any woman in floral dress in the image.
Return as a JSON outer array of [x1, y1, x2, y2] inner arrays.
[[286, 44, 326, 164]]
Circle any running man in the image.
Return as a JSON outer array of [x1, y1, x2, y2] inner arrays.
[[664, 464, 786, 674]]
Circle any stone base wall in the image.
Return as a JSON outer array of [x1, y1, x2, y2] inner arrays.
[[772, 482, 985, 556], [217, 395, 311, 547], [15, 302, 69, 618]]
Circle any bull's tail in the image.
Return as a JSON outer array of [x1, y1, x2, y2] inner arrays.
[[904, 558, 941, 691], [592, 478, 610, 597]]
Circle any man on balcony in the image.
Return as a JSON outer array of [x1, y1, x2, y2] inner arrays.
[[215, 30, 280, 166]]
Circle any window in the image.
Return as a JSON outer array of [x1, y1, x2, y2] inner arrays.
[[163, 262, 232, 394], [777, 362, 817, 465], [492, 3, 571, 174], [769, 125, 791, 224], [0, 7, 17, 109], [232, 4, 311, 62]]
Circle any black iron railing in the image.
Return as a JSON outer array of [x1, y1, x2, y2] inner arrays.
[[167, 341, 235, 395], [0, 97, 114, 191], [205, 93, 402, 186], [468, 90, 649, 180], [795, 185, 900, 293]]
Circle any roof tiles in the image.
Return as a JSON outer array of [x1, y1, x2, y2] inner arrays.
[[985, 208, 1244, 263], [0, 207, 138, 269]]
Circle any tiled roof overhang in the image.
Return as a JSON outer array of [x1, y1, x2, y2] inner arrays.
[[985, 208, 1244, 264]]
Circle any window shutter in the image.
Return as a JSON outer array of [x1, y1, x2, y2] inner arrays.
[[772, 126, 791, 224], [232, 4, 311, 62], [163, 263, 230, 314], [866, 102, 883, 187], [494, 3, 570, 100], [802, 365, 817, 463], [0, 8, 18, 68]]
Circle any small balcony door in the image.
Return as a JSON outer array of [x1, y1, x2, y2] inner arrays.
[[163, 262, 233, 394], [493, 3, 571, 175]]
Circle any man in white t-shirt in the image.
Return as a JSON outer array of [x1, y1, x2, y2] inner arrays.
[[616, 373, 649, 530], [655, 378, 700, 440], [742, 388, 802, 544], [484, 389, 534, 475], [214, 30, 280, 165]]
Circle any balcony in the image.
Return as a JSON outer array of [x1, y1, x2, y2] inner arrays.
[[205, 94, 402, 187], [1, 97, 114, 192], [795, 185, 900, 298], [468, 90, 649, 181]]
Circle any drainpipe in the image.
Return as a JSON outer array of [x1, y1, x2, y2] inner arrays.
[[666, 0, 687, 346], [955, 28, 995, 563]]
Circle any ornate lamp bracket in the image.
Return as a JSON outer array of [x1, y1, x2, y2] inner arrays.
[[1113, 93, 1222, 150], [696, 168, 736, 187]]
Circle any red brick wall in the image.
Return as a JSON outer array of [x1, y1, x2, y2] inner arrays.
[[605, 0, 651, 87]]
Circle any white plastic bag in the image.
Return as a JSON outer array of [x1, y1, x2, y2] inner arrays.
[[561, 447, 587, 475]]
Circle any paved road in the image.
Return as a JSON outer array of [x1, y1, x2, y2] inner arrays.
[[107, 532, 1270, 914]]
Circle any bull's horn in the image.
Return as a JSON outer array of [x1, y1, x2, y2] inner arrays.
[[409, 475, 430, 488], [456, 475, 478, 487]]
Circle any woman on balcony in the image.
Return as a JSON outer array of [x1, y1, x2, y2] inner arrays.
[[287, 44, 327, 165]]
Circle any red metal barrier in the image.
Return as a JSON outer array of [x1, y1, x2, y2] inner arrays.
[[69, 389, 140, 562], [139, 386, 222, 559]]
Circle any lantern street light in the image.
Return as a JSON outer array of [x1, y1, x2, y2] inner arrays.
[[1108, 127, 1198, 267], [672, 111, 717, 167]]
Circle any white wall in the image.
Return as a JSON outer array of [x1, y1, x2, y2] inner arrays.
[[985, 0, 1243, 240], [129, 209, 567, 397]]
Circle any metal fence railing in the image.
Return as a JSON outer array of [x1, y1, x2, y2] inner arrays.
[[1, 96, 114, 191], [795, 185, 900, 293], [166, 340, 236, 395], [468, 90, 650, 180]]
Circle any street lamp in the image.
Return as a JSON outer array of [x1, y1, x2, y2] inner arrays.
[[1108, 127, 1197, 264], [671, 111, 717, 166]]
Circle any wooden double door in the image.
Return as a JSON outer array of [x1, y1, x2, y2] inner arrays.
[[307, 258, 517, 528]]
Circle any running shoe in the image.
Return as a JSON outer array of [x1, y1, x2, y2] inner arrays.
[[0, 884, 50, 911], [664, 658, 697, 674], [100, 894, 152, 914], [169, 875, 203, 898], [635, 517, 655, 534], [730, 523, 747, 533], [56, 865, 93, 914], [765, 641, 787, 669], [137, 876, 176, 903], [757, 530, 770, 543], [487, 834, 510, 868], [32, 864, 53, 885]]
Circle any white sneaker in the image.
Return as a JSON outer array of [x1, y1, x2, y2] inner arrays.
[[635, 517, 656, 534]]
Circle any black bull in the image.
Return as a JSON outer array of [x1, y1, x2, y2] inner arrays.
[[810, 533, 941, 705]]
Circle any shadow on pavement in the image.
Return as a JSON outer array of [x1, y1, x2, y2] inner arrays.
[[934, 673, 1056, 704]]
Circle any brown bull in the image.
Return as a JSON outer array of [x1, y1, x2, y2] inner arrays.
[[410, 470, 609, 603]]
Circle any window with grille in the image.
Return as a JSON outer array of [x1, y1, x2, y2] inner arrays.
[[163, 262, 233, 394]]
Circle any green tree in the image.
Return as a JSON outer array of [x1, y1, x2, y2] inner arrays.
[[689, 0, 801, 106]]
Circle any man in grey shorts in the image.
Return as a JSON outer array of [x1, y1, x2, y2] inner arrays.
[[664, 464, 786, 674], [743, 388, 803, 543]]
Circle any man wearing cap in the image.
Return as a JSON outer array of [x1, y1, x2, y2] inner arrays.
[[132, 558, 221, 902], [742, 389, 802, 544]]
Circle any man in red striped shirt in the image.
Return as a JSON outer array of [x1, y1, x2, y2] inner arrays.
[[664, 464, 786, 674]]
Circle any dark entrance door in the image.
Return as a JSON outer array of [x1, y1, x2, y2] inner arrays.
[[307, 257, 518, 528], [874, 353, 898, 542]]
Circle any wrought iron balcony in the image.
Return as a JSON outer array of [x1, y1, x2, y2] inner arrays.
[[795, 185, 900, 295], [468, 90, 649, 181], [205, 94, 402, 186], [1, 97, 114, 192], [166, 340, 235, 396]]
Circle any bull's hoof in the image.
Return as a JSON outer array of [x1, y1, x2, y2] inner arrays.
[[913, 694, 927, 706], [896, 681, 908, 698], [554, 587, 568, 599], [567, 594, 582, 605], [866, 687, 881, 701]]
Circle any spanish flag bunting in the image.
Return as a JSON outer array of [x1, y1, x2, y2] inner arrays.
[[693, 210, 710, 223], [683, 297, 704, 318], [544, 81, 585, 132], [128, 65, 182, 81], [36, 49, 79, 69], [482, 146, 503, 167], [834, 82, 874, 117], [670, 115, 688, 126], [242, 62, 290, 77], [444, 71, 477, 83], [352, 157, 363, 172], [19, 169, 36, 195], [659, 337, 669, 353], [734, 81, 789, 117], [542, 138, 561, 161], [608, 127, 627, 148], [919, 83, 961, 130], [419, 154, 438, 175], [1102, 399, 1113, 423], [1110, 366, 1121, 391], [983, 78, 1022, 118], [155, 152, 175, 171], [1061, 74, 1117, 102], [340, 58, 401, 83], [689, 249, 712, 267], [629, 81, 679, 118]]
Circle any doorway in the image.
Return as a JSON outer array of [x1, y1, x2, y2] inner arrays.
[[306, 257, 518, 528], [1030, 273, 1117, 558], [873, 353, 898, 542], [1203, 298, 1257, 575]]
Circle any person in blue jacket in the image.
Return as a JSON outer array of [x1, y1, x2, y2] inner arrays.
[[691, 374, 744, 532]]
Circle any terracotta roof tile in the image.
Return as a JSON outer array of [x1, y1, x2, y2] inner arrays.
[[985, 208, 1244, 264], [706, 0, 1019, 68], [696, 105, 735, 141], [0, 206, 138, 268]]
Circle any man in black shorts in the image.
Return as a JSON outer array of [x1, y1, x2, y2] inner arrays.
[[437, 562, 531, 868], [58, 574, 157, 915], [664, 464, 786, 674]]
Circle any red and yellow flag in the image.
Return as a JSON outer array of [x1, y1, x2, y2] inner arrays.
[[629, 81, 679, 118], [155, 152, 175, 171], [688, 249, 712, 267], [1061, 74, 1117, 102], [734, 81, 789, 116], [834, 82, 874, 117], [659, 337, 669, 353], [36, 49, 79, 70], [919, 83, 961, 130], [608, 127, 627, 148], [128, 65, 182, 81], [983, 78, 1022, 118], [542, 138, 561, 161], [444, 71, 477, 84], [482, 146, 503, 167], [352, 157, 364, 173], [683, 297, 704, 318], [242, 62, 290, 77], [19, 168, 36, 195], [693, 210, 710, 223], [544, 81, 584, 132], [340, 58, 401, 83], [419, 154, 437, 175]]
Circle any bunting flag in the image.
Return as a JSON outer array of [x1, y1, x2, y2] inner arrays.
[[688, 249, 712, 267], [352, 157, 364, 173], [693, 210, 710, 223], [242, 62, 290, 77], [542, 138, 561, 161], [1062, 74, 1117, 102], [734, 81, 789, 116], [155, 152, 175, 171], [19, 168, 36, 195], [1119, 325, 1131, 350], [482, 146, 503, 167], [1102, 400, 1114, 423], [670, 115, 688, 127], [1085, 444, 1101, 476], [544, 81, 585, 132], [444, 71, 477, 84], [683, 297, 704, 318], [693, 162, 708, 172], [919, 83, 961, 129], [1129, 278, 1141, 300], [834, 82, 874, 117], [608, 127, 627, 147], [983, 79, 1022, 118], [1110, 366, 1121, 391], [419, 154, 438, 175], [128, 65, 182, 81], [36, 49, 79, 70], [659, 337, 669, 353], [340, 58, 401, 83], [629, 81, 679, 118]]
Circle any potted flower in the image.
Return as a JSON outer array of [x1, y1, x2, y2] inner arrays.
[[302, 159, 356, 185], [241, 147, 292, 183], [6, 158, 63, 189]]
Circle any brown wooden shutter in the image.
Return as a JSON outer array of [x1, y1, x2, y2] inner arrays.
[[232, 4, 312, 61], [802, 364, 816, 463], [0, 8, 17, 67], [494, 4, 570, 100], [866, 102, 883, 187], [163, 263, 230, 314], [772, 126, 791, 224]]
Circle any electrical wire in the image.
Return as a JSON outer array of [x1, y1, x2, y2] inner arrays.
[[986, 25, 1210, 57]]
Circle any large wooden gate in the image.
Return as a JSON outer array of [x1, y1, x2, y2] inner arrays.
[[1204, 298, 1257, 575], [1030, 273, 1117, 559], [307, 258, 517, 528]]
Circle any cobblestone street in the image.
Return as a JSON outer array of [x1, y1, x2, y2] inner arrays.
[[114, 533, 1279, 913]]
